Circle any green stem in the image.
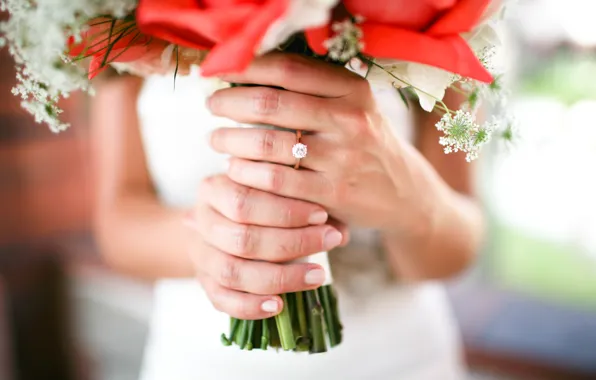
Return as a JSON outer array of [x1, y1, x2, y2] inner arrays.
[[251, 318, 262, 349], [237, 319, 249, 349], [328, 286, 343, 342], [296, 291, 309, 339], [319, 286, 340, 347], [275, 294, 296, 351], [245, 320, 255, 350], [305, 290, 326, 354], [260, 319, 269, 350], [294, 291, 310, 351], [448, 84, 469, 96], [221, 318, 240, 346], [268, 317, 281, 348]]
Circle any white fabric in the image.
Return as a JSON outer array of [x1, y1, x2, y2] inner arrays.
[[136, 71, 466, 380]]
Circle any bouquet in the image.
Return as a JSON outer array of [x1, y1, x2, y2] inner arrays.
[[0, 0, 512, 353]]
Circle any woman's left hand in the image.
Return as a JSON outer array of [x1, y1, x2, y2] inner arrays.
[[207, 53, 450, 238]]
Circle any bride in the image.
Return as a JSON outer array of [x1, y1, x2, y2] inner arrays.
[[90, 53, 484, 379]]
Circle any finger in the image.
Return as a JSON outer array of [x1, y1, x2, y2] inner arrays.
[[207, 86, 335, 133], [203, 249, 327, 295], [200, 277, 283, 320], [327, 218, 351, 247], [227, 158, 331, 204], [217, 53, 361, 97], [191, 206, 343, 262], [209, 127, 326, 170], [201, 175, 328, 227]]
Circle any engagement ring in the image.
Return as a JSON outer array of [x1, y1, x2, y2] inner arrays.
[[292, 130, 307, 169]]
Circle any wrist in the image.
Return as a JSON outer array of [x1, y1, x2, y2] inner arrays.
[[381, 181, 483, 280], [381, 169, 449, 244]]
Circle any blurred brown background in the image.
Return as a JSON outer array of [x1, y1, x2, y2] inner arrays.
[[0, 41, 93, 379]]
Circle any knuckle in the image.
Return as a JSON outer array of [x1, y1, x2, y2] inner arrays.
[[276, 54, 303, 82], [293, 229, 308, 255], [350, 110, 374, 139], [268, 266, 287, 294], [281, 204, 296, 226], [218, 256, 242, 288], [233, 224, 256, 257], [252, 87, 280, 115], [230, 185, 251, 222], [338, 108, 374, 143], [255, 129, 278, 158], [267, 165, 285, 192], [279, 229, 307, 260]]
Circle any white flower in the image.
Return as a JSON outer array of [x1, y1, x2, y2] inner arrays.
[[366, 60, 453, 112], [0, 0, 137, 131], [365, 59, 409, 90], [364, 4, 506, 112], [436, 110, 495, 162], [405, 64, 454, 112], [258, 0, 338, 54], [465, 20, 502, 54]]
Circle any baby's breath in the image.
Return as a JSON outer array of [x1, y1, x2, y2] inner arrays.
[[477, 45, 498, 75], [323, 17, 364, 63], [0, 0, 137, 132], [436, 110, 495, 162]]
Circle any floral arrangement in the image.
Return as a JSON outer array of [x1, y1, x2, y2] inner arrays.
[[1, 0, 512, 353]]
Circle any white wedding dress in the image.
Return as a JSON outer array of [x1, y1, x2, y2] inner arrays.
[[136, 70, 466, 380]]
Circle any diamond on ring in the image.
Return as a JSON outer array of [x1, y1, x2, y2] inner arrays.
[[292, 143, 307, 159]]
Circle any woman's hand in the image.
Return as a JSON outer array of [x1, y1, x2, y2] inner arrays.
[[185, 174, 347, 320], [207, 53, 451, 239]]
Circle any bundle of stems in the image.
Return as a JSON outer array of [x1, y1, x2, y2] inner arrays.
[[221, 285, 343, 353]]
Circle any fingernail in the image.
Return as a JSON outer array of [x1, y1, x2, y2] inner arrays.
[[308, 210, 328, 225], [261, 299, 279, 313], [304, 268, 326, 285], [323, 229, 343, 250]]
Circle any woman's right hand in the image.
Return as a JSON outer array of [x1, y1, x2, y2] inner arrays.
[[184, 174, 346, 320]]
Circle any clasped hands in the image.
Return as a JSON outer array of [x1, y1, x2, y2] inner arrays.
[[184, 53, 439, 320]]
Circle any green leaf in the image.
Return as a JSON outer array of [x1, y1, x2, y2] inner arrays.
[[397, 87, 410, 109], [173, 45, 179, 91], [100, 20, 117, 68]]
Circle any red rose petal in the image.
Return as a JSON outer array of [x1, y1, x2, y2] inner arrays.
[[305, 25, 331, 55], [343, 0, 456, 30], [192, 0, 289, 76], [360, 23, 492, 82], [427, 0, 493, 36]]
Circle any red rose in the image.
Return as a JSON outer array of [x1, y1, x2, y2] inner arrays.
[[68, 20, 168, 79], [306, 0, 494, 83], [135, 0, 289, 76]]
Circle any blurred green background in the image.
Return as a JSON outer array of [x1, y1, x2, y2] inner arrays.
[[484, 0, 596, 312]]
